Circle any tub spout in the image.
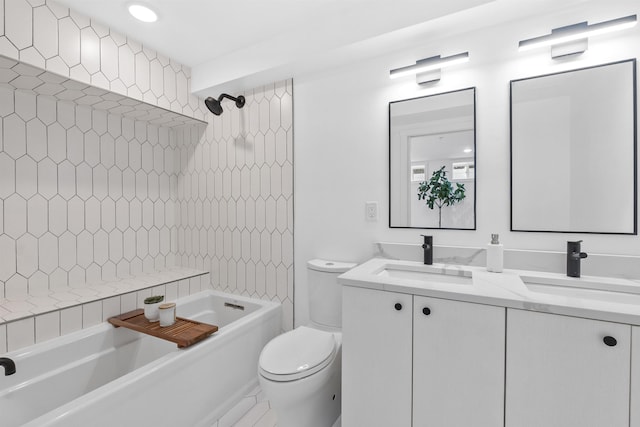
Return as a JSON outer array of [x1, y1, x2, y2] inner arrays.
[[0, 357, 15, 375]]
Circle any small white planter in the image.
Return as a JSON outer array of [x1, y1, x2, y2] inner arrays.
[[143, 296, 165, 321]]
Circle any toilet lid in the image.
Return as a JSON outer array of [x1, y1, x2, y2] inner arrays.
[[259, 326, 337, 382]]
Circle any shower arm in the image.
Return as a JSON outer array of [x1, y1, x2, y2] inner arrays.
[[218, 93, 246, 108]]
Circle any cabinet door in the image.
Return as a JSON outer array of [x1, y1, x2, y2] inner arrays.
[[506, 309, 630, 427], [342, 286, 413, 427], [631, 326, 640, 427], [413, 296, 505, 427]]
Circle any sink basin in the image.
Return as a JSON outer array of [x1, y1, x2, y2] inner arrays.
[[521, 275, 640, 305], [376, 264, 472, 285]]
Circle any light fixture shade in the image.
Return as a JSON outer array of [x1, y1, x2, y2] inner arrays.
[[519, 14, 637, 52], [389, 52, 469, 80]]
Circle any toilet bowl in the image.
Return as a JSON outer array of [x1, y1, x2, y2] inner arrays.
[[258, 259, 355, 427], [259, 327, 342, 427]]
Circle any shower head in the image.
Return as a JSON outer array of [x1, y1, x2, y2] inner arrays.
[[205, 93, 246, 116], [204, 97, 223, 115]]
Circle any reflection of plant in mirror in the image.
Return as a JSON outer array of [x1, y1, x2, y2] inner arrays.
[[417, 166, 466, 228]]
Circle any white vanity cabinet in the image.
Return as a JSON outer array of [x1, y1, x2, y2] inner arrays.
[[413, 296, 505, 426], [506, 308, 631, 427], [340, 258, 640, 427], [342, 285, 413, 427], [630, 327, 640, 427], [342, 286, 505, 426]]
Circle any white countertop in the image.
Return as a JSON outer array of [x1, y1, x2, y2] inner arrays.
[[338, 258, 640, 326]]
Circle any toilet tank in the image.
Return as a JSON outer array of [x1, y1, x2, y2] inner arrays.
[[307, 259, 357, 328]]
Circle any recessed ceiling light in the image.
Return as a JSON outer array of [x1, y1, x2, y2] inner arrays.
[[463, 148, 472, 153], [128, 4, 158, 23]]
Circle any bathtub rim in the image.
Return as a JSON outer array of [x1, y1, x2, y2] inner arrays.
[[6, 290, 281, 427], [4, 289, 279, 360]]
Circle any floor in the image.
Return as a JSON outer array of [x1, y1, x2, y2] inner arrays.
[[211, 385, 341, 427]]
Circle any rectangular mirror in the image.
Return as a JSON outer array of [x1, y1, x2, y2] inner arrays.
[[389, 88, 476, 229], [510, 60, 637, 234]]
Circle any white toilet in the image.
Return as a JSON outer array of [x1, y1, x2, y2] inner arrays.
[[258, 259, 356, 427]]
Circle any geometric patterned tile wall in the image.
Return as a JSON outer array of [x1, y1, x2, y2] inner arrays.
[[0, 85, 181, 299], [0, 0, 206, 121], [0, 78, 294, 332], [0, 0, 295, 333], [0, 55, 204, 127], [176, 79, 294, 331]]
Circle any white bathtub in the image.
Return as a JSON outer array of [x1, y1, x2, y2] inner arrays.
[[0, 290, 281, 427]]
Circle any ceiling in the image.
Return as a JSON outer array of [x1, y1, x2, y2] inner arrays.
[[54, 0, 494, 68], [54, 0, 594, 95]]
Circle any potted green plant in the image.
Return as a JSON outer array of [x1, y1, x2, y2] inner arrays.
[[417, 166, 466, 228], [144, 295, 164, 321]]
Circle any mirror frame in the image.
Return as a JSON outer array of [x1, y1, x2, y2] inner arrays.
[[509, 59, 637, 235], [388, 87, 477, 230]]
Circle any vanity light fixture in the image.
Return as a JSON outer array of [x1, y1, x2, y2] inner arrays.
[[128, 4, 158, 23], [389, 52, 469, 84], [518, 14, 636, 58]]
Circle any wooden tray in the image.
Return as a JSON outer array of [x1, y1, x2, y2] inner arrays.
[[108, 309, 218, 348]]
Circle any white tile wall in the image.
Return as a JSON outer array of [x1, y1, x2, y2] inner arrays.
[[0, 0, 205, 121], [120, 291, 137, 314], [82, 300, 102, 328], [176, 80, 294, 331], [0, 56, 205, 128], [59, 304, 82, 335], [35, 310, 59, 343], [0, 0, 295, 348], [101, 295, 120, 321], [0, 324, 6, 353], [0, 86, 180, 296], [7, 316, 34, 350], [1, 271, 209, 351]]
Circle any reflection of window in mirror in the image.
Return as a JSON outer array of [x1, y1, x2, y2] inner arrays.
[[452, 161, 474, 180], [411, 165, 425, 181]]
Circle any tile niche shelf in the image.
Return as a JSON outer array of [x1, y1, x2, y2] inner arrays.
[[0, 267, 210, 324], [0, 55, 210, 329], [0, 55, 207, 128]]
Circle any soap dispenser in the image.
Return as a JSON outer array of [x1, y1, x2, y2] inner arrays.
[[486, 234, 503, 273]]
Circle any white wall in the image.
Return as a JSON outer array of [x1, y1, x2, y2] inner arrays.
[[294, 0, 640, 325]]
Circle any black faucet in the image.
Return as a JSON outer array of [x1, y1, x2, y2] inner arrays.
[[567, 240, 588, 278], [421, 235, 433, 265], [0, 357, 15, 376]]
